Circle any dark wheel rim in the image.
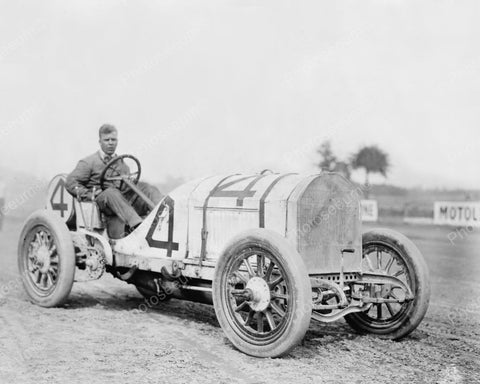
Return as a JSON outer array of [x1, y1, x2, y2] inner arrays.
[[23, 225, 60, 296], [223, 246, 293, 345], [357, 243, 414, 329]]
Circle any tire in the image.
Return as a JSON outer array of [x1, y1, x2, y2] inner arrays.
[[345, 228, 430, 339], [18, 210, 75, 307], [213, 229, 312, 358]]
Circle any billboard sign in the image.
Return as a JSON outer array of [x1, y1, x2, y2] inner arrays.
[[361, 199, 378, 222], [434, 201, 480, 227]]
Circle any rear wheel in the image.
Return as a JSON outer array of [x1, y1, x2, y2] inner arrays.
[[18, 210, 75, 307], [213, 229, 312, 358], [345, 228, 430, 339]]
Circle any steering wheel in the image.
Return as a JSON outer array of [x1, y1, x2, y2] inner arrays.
[[99, 154, 156, 211], [99, 154, 141, 191]]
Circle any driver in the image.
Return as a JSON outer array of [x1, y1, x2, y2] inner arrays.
[[65, 124, 162, 238]]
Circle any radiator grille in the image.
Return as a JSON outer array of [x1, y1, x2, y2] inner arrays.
[[296, 173, 362, 274]]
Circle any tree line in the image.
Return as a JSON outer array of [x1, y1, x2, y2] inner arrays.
[[317, 141, 390, 186]]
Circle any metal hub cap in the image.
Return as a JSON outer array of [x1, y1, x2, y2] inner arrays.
[[246, 276, 271, 312], [36, 246, 51, 273]]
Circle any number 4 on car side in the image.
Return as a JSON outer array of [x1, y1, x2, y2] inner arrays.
[[18, 156, 430, 358]]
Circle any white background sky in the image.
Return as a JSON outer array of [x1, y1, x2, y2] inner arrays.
[[0, 0, 479, 189]]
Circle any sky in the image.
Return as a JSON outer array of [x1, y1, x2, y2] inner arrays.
[[0, 0, 479, 189]]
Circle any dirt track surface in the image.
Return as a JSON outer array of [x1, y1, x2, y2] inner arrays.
[[1, 216, 479, 384]]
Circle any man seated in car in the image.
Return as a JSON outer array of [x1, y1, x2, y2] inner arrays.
[[66, 124, 162, 238]]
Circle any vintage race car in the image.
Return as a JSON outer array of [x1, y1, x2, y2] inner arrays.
[[18, 155, 430, 358]]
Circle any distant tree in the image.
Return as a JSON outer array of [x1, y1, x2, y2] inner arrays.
[[351, 145, 390, 186], [317, 141, 337, 171], [316, 141, 351, 180]]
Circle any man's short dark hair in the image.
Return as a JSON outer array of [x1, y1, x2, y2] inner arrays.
[[99, 124, 117, 137]]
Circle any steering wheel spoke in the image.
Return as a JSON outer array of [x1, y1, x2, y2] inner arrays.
[[104, 175, 125, 182]]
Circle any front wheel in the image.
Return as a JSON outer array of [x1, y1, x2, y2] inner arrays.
[[18, 210, 75, 307], [213, 229, 312, 358], [345, 228, 430, 339]]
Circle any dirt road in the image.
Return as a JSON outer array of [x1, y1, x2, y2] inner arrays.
[[1, 216, 479, 383]]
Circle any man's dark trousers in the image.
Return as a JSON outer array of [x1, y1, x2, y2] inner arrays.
[[95, 181, 162, 238]]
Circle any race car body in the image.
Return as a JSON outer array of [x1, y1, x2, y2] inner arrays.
[[113, 172, 362, 280]]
